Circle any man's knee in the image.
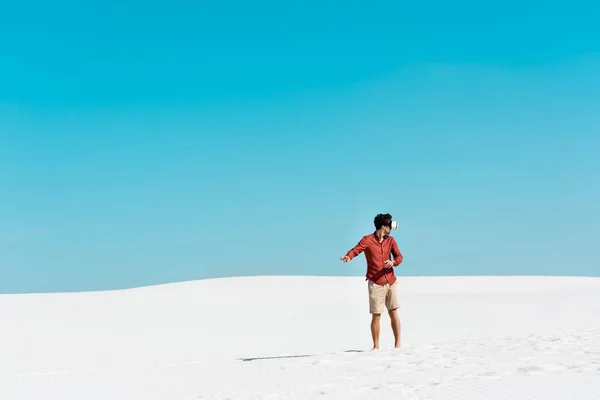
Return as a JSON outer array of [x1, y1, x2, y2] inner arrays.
[[371, 313, 381, 321]]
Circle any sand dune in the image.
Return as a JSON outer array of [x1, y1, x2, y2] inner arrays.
[[2, 276, 600, 399]]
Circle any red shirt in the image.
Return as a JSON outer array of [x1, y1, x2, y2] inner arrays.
[[345, 232, 403, 285]]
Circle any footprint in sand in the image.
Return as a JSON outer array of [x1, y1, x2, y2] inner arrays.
[[517, 364, 569, 375], [517, 365, 545, 375], [479, 370, 499, 378]]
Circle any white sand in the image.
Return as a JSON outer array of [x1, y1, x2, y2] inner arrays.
[[2, 276, 600, 399]]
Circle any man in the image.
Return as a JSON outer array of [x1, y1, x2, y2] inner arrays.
[[341, 213, 403, 350]]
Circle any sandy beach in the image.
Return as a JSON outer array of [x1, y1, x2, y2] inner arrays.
[[2, 275, 599, 399]]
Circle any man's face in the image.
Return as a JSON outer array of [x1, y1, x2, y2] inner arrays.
[[383, 223, 391, 235]]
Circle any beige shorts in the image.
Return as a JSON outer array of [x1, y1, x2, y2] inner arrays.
[[368, 280, 400, 314]]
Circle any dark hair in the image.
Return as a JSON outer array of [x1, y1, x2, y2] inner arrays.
[[374, 213, 392, 230]]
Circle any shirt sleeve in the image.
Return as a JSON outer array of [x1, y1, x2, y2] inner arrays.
[[346, 236, 368, 260], [391, 238, 403, 266]]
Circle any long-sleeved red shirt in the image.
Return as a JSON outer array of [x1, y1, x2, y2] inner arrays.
[[345, 232, 403, 285]]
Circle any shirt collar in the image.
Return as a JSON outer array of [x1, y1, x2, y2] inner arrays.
[[373, 231, 388, 240]]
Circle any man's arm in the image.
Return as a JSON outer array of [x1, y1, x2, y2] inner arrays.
[[341, 236, 367, 262], [391, 237, 403, 266]]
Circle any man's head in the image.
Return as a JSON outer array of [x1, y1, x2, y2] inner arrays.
[[374, 213, 393, 235]]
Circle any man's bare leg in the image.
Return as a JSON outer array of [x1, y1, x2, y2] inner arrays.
[[389, 309, 401, 348], [371, 313, 381, 350]]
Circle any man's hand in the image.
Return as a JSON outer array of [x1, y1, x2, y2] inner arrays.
[[384, 260, 394, 268], [341, 256, 350, 263]]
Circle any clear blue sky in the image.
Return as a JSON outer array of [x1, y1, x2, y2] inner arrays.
[[1, 1, 599, 293]]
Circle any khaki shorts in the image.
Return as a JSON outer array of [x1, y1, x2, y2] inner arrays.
[[368, 280, 400, 314]]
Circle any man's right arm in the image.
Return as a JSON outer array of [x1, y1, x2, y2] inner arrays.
[[341, 236, 367, 262]]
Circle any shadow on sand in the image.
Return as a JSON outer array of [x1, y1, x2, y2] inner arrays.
[[239, 349, 364, 362]]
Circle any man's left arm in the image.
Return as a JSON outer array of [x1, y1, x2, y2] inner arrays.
[[391, 238, 403, 266]]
